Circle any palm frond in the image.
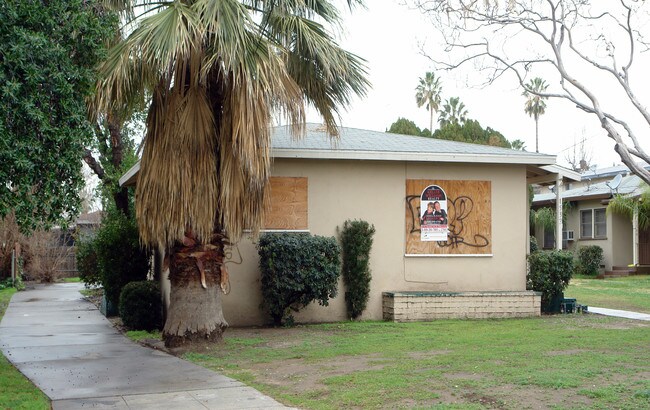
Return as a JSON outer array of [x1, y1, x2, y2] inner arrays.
[[98, 0, 368, 249], [608, 184, 650, 230]]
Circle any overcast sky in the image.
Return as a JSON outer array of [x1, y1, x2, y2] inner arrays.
[[304, 1, 650, 169]]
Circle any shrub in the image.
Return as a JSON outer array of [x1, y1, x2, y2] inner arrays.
[[22, 229, 72, 282], [527, 250, 574, 313], [119, 281, 162, 331], [577, 245, 603, 276], [258, 233, 340, 326], [529, 236, 539, 253], [76, 238, 100, 287], [339, 220, 375, 319], [95, 212, 149, 311]]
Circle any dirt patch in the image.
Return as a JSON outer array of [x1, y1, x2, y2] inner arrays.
[[545, 349, 586, 356], [489, 383, 594, 410], [446, 372, 483, 380], [463, 391, 506, 409], [407, 349, 453, 360], [248, 354, 386, 393]]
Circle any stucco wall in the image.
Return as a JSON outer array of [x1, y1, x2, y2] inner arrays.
[[161, 159, 530, 327], [532, 198, 633, 271], [611, 211, 633, 268], [567, 199, 613, 270]]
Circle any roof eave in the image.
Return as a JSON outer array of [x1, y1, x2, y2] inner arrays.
[[271, 148, 556, 165], [119, 162, 140, 187]]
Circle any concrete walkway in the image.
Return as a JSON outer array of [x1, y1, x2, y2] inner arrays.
[[0, 283, 289, 409], [588, 306, 650, 321]]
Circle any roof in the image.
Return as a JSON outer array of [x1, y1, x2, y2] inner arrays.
[[76, 211, 102, 225], [533, 174, 644, 204], [271, 124, 556, 164], [579, 162, 650, 181], [120, 123, 557, 186], [526, 164, 582, 185]]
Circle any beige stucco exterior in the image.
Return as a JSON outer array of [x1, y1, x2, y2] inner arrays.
[[160, 158, 530, 327], [534, 198, 633, 271]]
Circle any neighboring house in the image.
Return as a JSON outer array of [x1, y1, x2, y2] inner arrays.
[[121, 124, 570, 326], [52, 211, 103, 277], [533, 166, 646, 272]]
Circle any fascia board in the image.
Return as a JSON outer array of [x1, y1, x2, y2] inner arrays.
[[271, 148, 556, 165], [118, 162, 140, 187]]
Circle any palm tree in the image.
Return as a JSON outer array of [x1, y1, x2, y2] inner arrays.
[[608, 187, 650, 231], [95, 0, 368, 347], [522, 77, 549, 153], [415, 72, 442, 133], [438, 97, 468, 127], [510, 139, 526, 150]]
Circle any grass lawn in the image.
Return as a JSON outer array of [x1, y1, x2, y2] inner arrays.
[[183, 317, 650, 409], [60, 276, 81, 283], [0, 288, 50, 409], [566, 275, 650, 314]]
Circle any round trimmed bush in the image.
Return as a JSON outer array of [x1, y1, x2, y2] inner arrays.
[[119, 281, 162, 331], [577, 245, 603, 276]]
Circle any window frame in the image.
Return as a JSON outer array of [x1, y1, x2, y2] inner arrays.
[[580, 208, 607, 239]]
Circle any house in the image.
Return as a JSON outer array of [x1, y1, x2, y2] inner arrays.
[[121, 124, 571, 325], [532, 165, 648, 273]]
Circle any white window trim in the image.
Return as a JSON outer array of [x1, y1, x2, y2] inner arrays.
[[580, 208, 607, 239]]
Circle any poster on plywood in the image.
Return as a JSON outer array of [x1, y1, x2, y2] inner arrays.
[[419, 185, 448, 241]]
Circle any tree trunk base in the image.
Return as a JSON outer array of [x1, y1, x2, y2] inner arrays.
[[162, 246, 228, 348], [163, 279, 228, 348]]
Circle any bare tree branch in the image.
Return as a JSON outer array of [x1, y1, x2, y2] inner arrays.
[[412, 0, 650, 184]]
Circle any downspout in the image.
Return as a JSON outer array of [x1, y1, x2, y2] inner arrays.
[[555, 173, 563, 251], [633, 204, 639, 266]]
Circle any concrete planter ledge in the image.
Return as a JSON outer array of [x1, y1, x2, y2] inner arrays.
[[382, 290, 542, 322]]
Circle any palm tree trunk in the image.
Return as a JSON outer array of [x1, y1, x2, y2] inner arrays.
[[429, 109, 434, 135], [535, 117, 539, 153], [162, 233, 228, 348]]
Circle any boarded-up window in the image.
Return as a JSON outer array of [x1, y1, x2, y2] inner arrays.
[[405, 179, 492, 255], [264, 177, 308, 230]]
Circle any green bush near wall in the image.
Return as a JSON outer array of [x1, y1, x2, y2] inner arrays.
[[258, 233, 340, 326], [339, 220, 375, 319], [94, 212, 149, 311], [577, 245, 604, 276], [527, 250, 574, 313], [119, 281, 162, 331]]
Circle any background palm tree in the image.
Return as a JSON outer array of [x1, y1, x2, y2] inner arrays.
[[523, 77, 549, 153], [415, 71, 442, 133], [510, 139, 526, 150], [438, 97, 468, 127], [96, 0, 368, 347]]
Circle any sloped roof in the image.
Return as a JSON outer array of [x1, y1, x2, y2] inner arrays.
[[580, 163, 649, 180], [271, 123, 555, 164], [534, 174, 643, 204], [120, 123, 556, 186], [76, 211, 103, 225]]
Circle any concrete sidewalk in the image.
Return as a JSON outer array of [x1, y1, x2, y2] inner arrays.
[[0, 283, 289, 409], [588, 306, 650, 321]]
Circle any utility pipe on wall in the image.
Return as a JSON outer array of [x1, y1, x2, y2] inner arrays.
[[633, 205, 639, 266], [555, 173, 563, 251]]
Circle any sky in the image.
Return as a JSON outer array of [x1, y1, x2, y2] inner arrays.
[[303, 1, 649, 169]]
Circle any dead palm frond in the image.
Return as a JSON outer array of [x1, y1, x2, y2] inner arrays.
[[95, 0, 369, 250]]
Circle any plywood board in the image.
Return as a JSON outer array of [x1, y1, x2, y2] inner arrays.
[[405, 179, 492, 255], [264, 177, 308, 230]]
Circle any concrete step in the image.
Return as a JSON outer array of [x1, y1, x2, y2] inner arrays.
[[612, 266, 636, 272], [603, 271, 630, 278]]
